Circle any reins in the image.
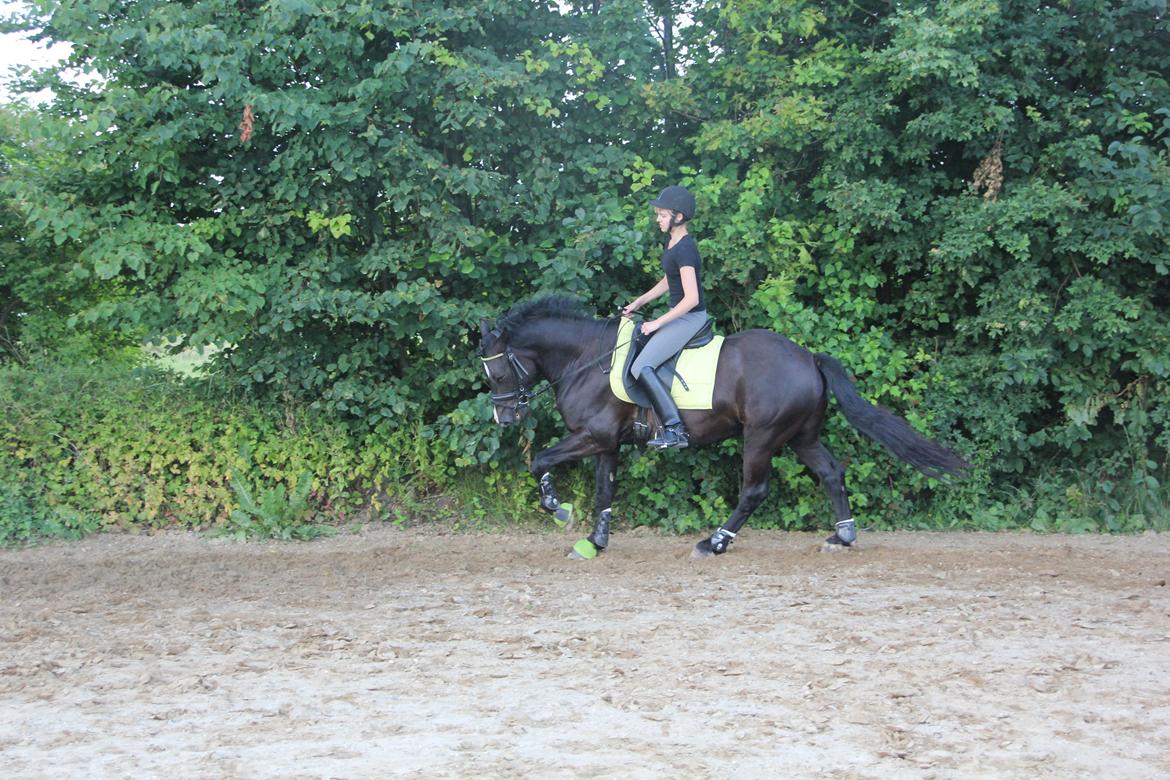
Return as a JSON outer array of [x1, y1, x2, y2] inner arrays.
[[541, 338, 633, 398], [482, 318, 632, 413], [526, 319, 632, 402]]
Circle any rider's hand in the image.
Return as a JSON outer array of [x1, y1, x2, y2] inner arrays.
[[640, 319, 661, 335], [622, 302, 639, 317]]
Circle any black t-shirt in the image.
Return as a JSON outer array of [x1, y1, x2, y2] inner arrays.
[[661, 234, 705, 310]]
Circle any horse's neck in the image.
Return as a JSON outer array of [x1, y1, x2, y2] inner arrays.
[[522, 319, 610, 381]]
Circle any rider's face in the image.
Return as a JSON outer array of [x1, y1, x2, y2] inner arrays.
[[654, 207, 675, 233]]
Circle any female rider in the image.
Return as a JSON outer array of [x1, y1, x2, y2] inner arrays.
[[622, 185, 707, 449]]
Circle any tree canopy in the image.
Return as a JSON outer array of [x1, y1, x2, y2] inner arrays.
[[3, 0, 1167, 530]]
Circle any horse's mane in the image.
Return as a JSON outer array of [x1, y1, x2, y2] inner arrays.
[[496, 295, 597, 336]]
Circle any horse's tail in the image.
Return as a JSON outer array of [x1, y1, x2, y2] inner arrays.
[[814, 353, 970, 480]]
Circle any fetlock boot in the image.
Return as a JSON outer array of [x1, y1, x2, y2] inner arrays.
[[636, 367, 689, 449]]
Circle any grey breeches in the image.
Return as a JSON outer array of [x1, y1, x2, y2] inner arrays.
[[630, 310, 709, 377]]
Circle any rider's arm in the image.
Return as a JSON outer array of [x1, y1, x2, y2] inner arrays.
[[623, 276, 669, 316]]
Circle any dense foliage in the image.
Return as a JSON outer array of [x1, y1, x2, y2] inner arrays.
[[0, 360, 419, 544], [2, 0, 1167, 541]]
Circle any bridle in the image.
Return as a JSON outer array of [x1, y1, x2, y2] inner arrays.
[[480, 333, 538, 416]]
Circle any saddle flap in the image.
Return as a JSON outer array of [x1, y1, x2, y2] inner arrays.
[[610, 317, 724, 411]]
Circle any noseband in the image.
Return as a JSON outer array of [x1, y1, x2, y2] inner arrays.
[[481, 345, 536, 414]]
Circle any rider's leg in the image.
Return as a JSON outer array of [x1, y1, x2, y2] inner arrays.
[[629, 312, 707, 449], [634, 367, 688, 448]]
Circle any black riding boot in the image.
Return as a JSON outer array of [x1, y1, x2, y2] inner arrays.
[[636, 368, 689, 449]]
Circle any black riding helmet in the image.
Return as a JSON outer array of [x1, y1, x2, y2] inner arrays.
[[650, 185, 696, 222]]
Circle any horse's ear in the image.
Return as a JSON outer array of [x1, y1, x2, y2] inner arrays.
[[479, 318, 492, 341]]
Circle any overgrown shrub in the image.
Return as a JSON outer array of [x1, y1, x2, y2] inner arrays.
[[0, 362, 352, 544], [2, 355, 1166, 547], [2, 1, 1167, 542]]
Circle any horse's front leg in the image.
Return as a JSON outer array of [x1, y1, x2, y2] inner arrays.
[[531, 429, 607, 524], [568, 450, 618, 560], [589, 450, 618, 550]]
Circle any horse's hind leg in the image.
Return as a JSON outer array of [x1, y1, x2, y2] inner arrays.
[[692, 438, 775, 558], [790, 438, 857, 547]]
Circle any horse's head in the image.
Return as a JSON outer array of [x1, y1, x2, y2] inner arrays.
[[478, 318, 536, 426]]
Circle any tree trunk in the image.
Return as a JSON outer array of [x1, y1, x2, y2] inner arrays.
[[662, 4, 675, 79]]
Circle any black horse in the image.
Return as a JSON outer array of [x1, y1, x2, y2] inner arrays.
[[478, 296, 969, 558]]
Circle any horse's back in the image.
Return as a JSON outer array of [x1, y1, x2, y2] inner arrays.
[[713, 329, 825, 420], [721, 328, 818, 374]]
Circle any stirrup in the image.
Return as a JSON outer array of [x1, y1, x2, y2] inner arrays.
[[648, 424, 689, 449]]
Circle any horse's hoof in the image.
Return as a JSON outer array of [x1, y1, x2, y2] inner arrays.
[[567, 538, 599, 560], [553, 503, 574, 529], [691, 539, 718, 559], [834, 519, 857, 545], [820, 534, 854, 553]]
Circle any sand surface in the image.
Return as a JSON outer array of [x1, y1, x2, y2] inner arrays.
[[2, 526, 1168, 778]]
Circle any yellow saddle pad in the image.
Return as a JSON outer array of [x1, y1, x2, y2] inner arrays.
[[609, 317, 725, 410]]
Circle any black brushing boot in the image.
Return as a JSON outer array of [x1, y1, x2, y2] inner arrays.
[[636, 368, 689, 449]]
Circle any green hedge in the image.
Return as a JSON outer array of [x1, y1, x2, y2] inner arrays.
[[0, 361, 469, 544], [3, 359, 1165, 547], [3, 2, 1167, 543]]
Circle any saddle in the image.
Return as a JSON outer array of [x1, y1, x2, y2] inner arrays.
[[608, 317, 724, 411]]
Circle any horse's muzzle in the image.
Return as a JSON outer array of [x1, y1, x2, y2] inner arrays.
[[492, 403, 526, 427]]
